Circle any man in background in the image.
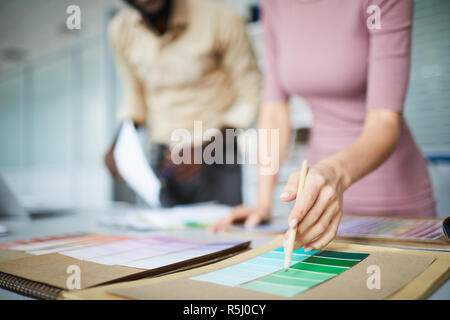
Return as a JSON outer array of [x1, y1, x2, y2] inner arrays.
[[104, 0, 261, 207]]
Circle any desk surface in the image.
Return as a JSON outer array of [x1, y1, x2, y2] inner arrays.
[[0, 205, 449, 300]]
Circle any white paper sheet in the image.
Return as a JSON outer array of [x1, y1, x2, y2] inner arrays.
[[99, 202, 232, 231], [121, 242, 241, 269], [61, 236, 204, 265], [113, 121, 160, 207]]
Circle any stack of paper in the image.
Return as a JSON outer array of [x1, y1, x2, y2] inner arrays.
[[337, 216, 444, 240], [0, 234, 251, 297], [0, 233, 133, 256], [60, 236, 242, 269], [113, 120, 160, 207], [99, 202, 232, 231]]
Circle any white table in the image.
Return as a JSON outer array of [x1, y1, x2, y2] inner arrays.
[[0, 205, 448, 300]]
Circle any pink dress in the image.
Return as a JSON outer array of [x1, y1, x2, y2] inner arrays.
[[262, 0, 436, 217]]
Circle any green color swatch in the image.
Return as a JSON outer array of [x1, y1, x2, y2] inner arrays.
[[258, 274, 320, 288], [289, 261, 347, 275], [276, 268, 336, 281], [305, 256, 360, 267], [316, 251, 369, 260], [239, 249, 369, 297], [241, 280, 308, 297]]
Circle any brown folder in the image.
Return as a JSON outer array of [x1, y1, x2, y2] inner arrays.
[[0, 238, 250, 299]]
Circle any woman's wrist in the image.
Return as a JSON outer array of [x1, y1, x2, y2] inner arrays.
[[256, 174, 277, 213], [255, 198, 272, 212], [317, 156, 353, 190]]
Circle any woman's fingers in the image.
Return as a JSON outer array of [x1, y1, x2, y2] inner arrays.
[[208, 216, 232, 233], [304, 211, 342, 250], [245, 213, 264, 229], [280, 171, 300, 202], [287, 172, 323, 228], [296, 185, 337, 235], [283, 201, 339, 252], [208, 206, 251, 233], [296, 201, 339, 248]]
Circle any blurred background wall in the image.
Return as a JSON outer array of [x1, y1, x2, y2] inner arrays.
[[0, 0, 449, 216]]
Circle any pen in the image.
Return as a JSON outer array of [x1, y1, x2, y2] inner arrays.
[[284, 160, 309, 270]]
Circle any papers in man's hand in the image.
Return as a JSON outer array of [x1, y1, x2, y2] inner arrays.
[[99, 202, 232, 231], [113, 121, 160, 207]]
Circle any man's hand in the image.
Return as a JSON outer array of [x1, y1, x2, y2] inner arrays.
[[162, 149, 202, 183], [104, 144, 125, 183], [209, 205, 271, 233]]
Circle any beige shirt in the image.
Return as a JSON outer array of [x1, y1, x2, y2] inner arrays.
[[109, 0, 261, 146]]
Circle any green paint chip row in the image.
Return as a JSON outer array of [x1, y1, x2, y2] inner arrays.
[[259, 274, 320, 288], [304, 256, 360, 268], [241, 280, 309, 297], [276, 268, 336, 281], [239, 250, 369, 297], [317, 251, 369, 260], [289, 261, 347, 275]]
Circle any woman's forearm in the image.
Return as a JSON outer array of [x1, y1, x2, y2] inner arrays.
[[279, 109, 402, 250], [321, 109, 402, 190], [256, 101, 291, 209]]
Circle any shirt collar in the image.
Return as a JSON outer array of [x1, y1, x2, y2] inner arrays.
[[132, 0, 189, 38], [169, 0, 188, 31]]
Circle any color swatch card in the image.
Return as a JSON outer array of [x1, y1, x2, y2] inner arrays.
[[0, 234, 250, 294], [229, 221, 289, 234], [192, 247, 368, 297], [99, 202, 232, 231], [121, 242, 244, 270], [0, 233, 134, 255], [192, 247, 319, 287], [60, 236, 246, 270], [337, 216, 444, 240]]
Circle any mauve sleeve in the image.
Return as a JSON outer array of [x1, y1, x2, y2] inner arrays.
[[261, 0, 289, 102], [365, 0, 413, 113]]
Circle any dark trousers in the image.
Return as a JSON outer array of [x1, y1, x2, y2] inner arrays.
[[150, 136, 242, 207]]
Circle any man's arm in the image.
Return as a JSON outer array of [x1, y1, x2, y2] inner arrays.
[[217, 7, 262, 130], [104, 12, 148, 181], [209, 101, 291, 232]]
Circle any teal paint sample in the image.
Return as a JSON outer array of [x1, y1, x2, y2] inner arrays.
[[191, 246, 369, 298], [239, 250, 369, 297], [304, 256, 360, 267], [192, 247, 316, 287], [276, 268, 336, 281], [289, 261, 348, 275], [317, 251, 369, 260], [241, 280, 308, 297]]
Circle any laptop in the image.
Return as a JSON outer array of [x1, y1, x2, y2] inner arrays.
[[0, 174, 72, 220]]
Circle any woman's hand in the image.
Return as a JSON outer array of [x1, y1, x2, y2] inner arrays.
[[208, 205, 271, 233], [281, 161, 345, 251]]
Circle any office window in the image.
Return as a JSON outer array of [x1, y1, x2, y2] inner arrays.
[[0, 73, 22, 168], [405, 0, 450, 150], [31, 55, 71, 167], [81, 43, 107, 166]]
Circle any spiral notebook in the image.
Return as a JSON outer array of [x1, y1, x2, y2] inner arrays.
[[0, 233, 250, 299]]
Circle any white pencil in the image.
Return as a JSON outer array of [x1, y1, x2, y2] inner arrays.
[[284, 160, 309, 270]]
